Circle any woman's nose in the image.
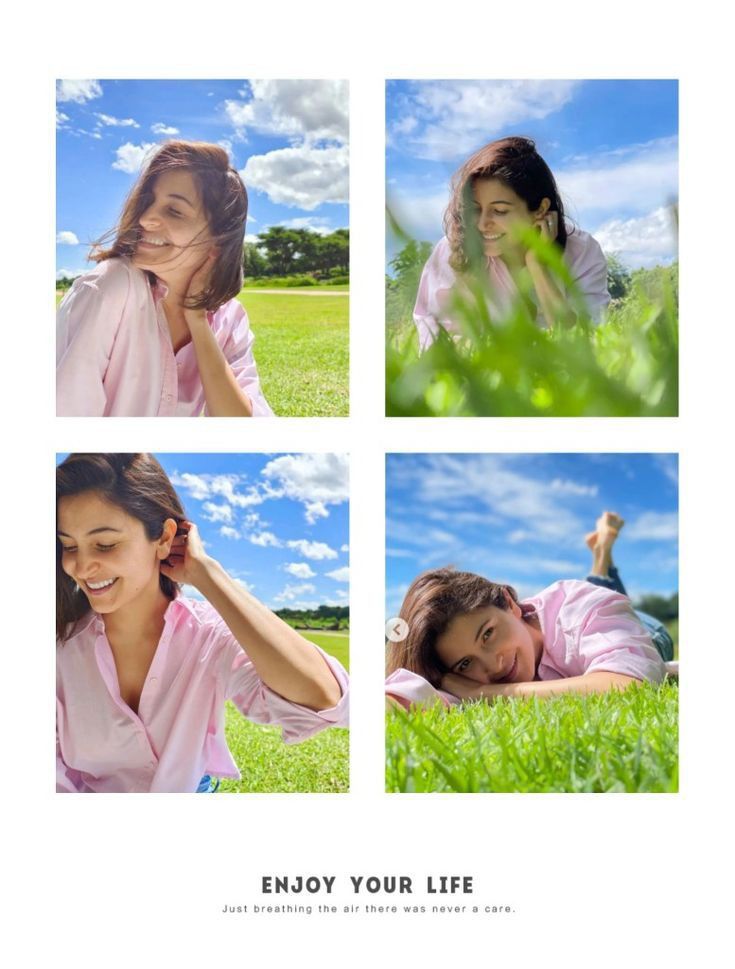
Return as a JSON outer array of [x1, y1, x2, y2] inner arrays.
[[140, 205, 162, 228], [74, 551, 99, 579]]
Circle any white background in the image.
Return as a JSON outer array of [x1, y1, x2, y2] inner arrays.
[[3, 1, 734, 964]]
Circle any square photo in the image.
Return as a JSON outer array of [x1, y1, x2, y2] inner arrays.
[[56, 452, 350, 793], [56, 79, 349, 417], [385, 453, 678, 793], [386, 79, 678, 417]]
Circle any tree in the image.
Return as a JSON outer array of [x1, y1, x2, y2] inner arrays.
[[606, 252, 632, 300], [242, 242, 268, 278]]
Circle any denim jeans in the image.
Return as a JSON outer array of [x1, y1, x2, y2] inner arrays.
[[585, 566, 674, 662], [195, 774, 220, 793]]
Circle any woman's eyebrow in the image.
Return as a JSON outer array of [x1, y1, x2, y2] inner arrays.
[[57, 527, 123, 537], [166, 193, 195, 209]]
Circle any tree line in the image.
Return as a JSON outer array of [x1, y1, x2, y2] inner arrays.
[[244, 227, 349, 278]]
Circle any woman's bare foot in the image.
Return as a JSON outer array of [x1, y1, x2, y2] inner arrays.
[[588, 511, 625, 579], [596, 511, 624, 549]]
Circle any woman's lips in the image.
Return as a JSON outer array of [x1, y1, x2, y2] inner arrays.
[[84, 578, 118, 597], [501, 654, 518, 682]]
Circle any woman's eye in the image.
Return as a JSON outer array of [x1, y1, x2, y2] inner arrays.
[[493, 209, 510, 216], [168, 208, 182, 218], [96, 544, 118, 552], [60, 546, 76, 554], [482, 627, 493, 642], [457, 658, 472, 672]]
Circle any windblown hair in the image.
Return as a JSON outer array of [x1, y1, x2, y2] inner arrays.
[[444, 136, 569, 274], [91, 141, 248, 311], [387, 567, 528, 686], [56, 454, 186, 643]]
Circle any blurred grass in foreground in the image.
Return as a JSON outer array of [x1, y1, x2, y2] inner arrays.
[[386, 210, 678, 417]]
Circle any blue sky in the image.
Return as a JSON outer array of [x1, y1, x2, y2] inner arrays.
[[56, 453, 349, 611], [386, 80, 678, 269], [386, 453, 678, 618], [56, 79, 349, 278]]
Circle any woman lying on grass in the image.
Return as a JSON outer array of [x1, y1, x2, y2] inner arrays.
[[57, 453, 348, 793], [386, 512, 674, 708], [57, 141, 272, 417], [413, 136, 610, 350]]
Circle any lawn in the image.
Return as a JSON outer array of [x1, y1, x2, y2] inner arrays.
[[239, 289, 349, 416], [386, 680, 678, 793], [218, 631, 349, 794]]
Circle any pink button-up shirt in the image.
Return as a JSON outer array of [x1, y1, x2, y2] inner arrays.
[[385, 580, 665, 708], [56, 257, 273, 417], [57, 596, 349, 792], [413, 229, 611, 351]]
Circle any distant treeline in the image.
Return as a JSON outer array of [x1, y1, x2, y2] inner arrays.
[[633, 592, 678, 623], [275, 605, 349, 631], [244, 227, 349, 280]]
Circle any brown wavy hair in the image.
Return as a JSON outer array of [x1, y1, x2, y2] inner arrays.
[[56, 454, 186, 643], [444, 136, 569, 274], [91, 141, 248, 311], [387, 567, 532, 686]]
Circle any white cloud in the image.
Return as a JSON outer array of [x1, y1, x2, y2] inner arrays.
[[202, 501, 233, 524], [56, 231, 79, 245], [169, 472, 264, 508], [249, 531, 282, 548], [286, 539, 338, 561], [56, 269, 81, 281], [390, 80, 579, 161], [340, 544, 349, 553], [548, 478, 599, 497], [556, 137, 678, 221], [594, 206, 677, 268], [305, 501, 329, 525], [626, 512, 678, 542], [279, 217, 334, 235], [56, 110, 70, 127], [152, 122, 180, 135], [219, 526, 241, 540], [274, 582, 317, 603], [261, 453, 349, 509], [112, 142, 156, 174], [325, 566, 349, 583], [241, 144, 349, 210], [225, 79, 348, 143], [96, 113, 139, 128], [56, 79, 103, 104], [284, 562, 316, 579]]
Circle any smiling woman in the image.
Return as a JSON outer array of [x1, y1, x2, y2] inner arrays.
[[56, 141, 273, 417], [413, 136, 611, 349], [56, 454, 349, 793]]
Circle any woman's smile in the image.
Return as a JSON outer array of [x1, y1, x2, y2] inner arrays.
[[84, 577, 119, 596]]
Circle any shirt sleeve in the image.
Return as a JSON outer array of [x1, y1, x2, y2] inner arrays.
[[213, 301, 274, 417], [385, 669, 459, 709], [56, 724, 87, 793], [56, 262, 130, 416], [224, 640, 349, 744], [576, 591, 666, 683], [413, 239, 461, 351], [568, 232, 611, 324]]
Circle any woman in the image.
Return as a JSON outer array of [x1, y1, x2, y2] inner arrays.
[[413, 136, 610, 350], [56, 454, 348, 793], [57, 141, 273, 417], [386, 512, 674, 708]]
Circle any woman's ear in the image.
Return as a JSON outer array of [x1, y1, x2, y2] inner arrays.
[[156, 518, 178, 560], [535, 197, 551, 219], [502, 587, 522, 617]]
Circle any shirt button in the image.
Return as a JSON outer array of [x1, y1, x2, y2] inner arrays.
[[163, 393, 174, 402]]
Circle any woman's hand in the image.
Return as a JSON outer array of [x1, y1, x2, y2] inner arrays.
[[182, 250, 217, 326], [160, 521, 214, 588]]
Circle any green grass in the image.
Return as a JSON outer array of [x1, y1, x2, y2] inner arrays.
[[239, 289, 349, 416], [218, 632, 349, 794], [386, 680, 678, 793], [386, 228, 677, 417]]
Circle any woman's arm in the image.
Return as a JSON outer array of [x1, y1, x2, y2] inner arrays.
[[525, 252, 578, 328], [184, 310, 254, 416], [441, 669, 638, 702], [162, 523, 341, 711]]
